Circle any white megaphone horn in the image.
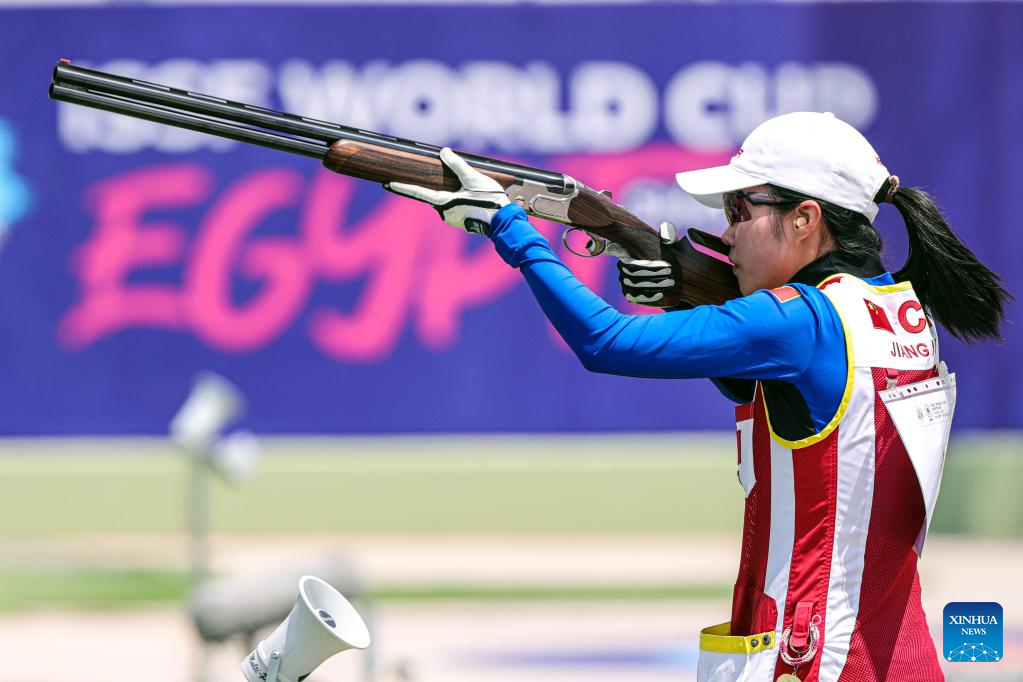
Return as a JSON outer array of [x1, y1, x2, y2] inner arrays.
[[241, 575, 371, 682], [170, 372, 244, 451]]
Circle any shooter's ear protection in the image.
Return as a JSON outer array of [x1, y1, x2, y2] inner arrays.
[[794, 216, 808, 228]]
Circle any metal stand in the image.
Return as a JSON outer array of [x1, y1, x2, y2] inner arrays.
[[189, 443, 212, 581], [190, 443, 212, 682], [170, 372, 246, 682]]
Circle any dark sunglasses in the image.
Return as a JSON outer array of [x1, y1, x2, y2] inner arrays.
[[723, 191, 798, 226]]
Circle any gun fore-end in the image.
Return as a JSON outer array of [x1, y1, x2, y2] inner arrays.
[[324, 139, 606, 236], [323, 139, 519, 190]]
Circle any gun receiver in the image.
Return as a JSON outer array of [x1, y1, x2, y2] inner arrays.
[[49, 60, 740, 307]]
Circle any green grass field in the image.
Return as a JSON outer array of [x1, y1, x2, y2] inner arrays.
[[0, 567, 731, 611], [1, 432, 1020, 610], [0, 431, 1018, 539], [1, 432, 1020, 537], [0, 434, 744, 536]]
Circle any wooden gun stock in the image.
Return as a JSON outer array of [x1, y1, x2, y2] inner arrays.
[[673, 229, 740, 307], [563, 186, 739, 307]]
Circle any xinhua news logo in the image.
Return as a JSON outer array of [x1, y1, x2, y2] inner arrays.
[[943, 602, 1003, 663]]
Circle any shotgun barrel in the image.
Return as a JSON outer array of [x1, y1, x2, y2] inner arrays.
[[49, 80, 329, 158], [50, 61, 567, 188]]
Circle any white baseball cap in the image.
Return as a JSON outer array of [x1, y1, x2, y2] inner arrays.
[[676, 112, 891, 222]]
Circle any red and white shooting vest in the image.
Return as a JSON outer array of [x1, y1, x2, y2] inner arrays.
[[698, 275, 953, 682]]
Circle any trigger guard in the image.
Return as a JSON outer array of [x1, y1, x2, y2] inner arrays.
[[562, 227, 604, 258]]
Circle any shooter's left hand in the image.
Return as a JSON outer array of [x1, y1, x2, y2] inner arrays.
[[386, 147, 510, 235]]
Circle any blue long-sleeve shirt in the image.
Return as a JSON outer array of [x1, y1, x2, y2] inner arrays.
[[488, 203, 894, 438]]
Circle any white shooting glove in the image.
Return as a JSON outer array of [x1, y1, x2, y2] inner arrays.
[[616, 221, 681, 305], [387, 147, 509, 235]]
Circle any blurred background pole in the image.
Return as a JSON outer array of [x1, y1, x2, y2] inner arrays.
[[170, 373, 245, 682], [189, 441, 213, 682], [189, 443, 212, 587]]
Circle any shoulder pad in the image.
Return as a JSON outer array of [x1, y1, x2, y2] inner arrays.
[[817, 275, 845, 291]]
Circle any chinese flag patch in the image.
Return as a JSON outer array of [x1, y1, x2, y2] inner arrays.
[[864, 299, 895, 333], [768, 286, 800, 304]]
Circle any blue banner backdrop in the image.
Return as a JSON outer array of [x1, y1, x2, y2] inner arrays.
[[0, 4, 1020, 434]]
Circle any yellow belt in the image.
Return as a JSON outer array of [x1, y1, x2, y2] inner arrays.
[[700, 621, 777, 654]]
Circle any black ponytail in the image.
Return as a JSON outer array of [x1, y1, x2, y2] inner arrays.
[[885, 184, 1011, 343], [767, 181, 1010, 343]]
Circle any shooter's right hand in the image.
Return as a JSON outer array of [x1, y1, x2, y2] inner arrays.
[[616, 221, 681, 306]]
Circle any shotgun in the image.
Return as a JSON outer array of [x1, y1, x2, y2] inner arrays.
[[49, 60, 740, 307]]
